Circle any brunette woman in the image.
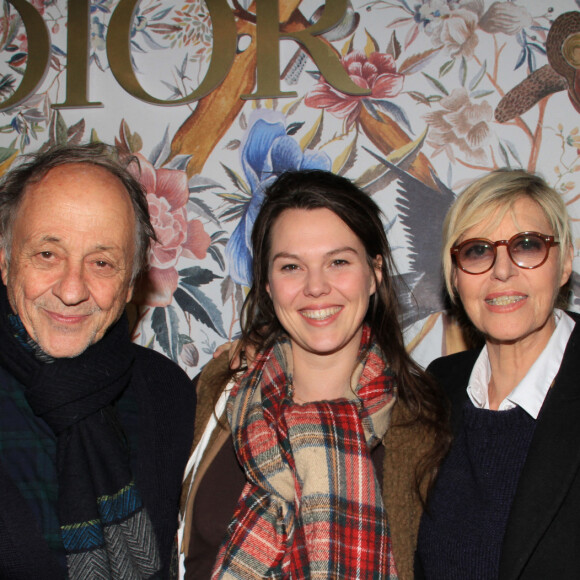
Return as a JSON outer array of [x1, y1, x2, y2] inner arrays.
[[179, 170, 449, 579]]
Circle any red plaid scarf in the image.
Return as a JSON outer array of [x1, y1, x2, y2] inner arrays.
[[212, 327, 398, 579]]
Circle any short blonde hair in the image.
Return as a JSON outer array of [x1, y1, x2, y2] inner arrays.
[[442, 169, 573, 302]]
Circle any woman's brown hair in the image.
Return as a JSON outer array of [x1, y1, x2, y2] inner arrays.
[[227, 169, 450, 499]]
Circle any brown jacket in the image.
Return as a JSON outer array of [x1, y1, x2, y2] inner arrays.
[[180, 354, 432, 580]]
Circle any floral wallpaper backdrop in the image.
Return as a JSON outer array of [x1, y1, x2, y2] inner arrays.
[[1, 0, 580, 374]]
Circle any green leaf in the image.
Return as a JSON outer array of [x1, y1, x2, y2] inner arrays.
[[50, 111, 68, 145], [459, 56, 467, 87], [439, 59, 454, 77], [498, 141, 510, 167], [286, 121, 304, 136], [471, 89, 494, 99], [422, 73, 448, 96], [220, 163, 251, 196], [502, 139, 523, 166], [0, 146, 18, 164], [178, 265, 222, 286], [151, 304, 180, 361], [406, 91, 432, 106], [175, 284, 226, 337], [207, 245, 225, 270], [469, 60, 487, 91]]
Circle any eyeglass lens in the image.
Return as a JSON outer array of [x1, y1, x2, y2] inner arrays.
[[457, 233, 549, 273]]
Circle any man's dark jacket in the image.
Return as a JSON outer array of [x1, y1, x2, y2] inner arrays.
[[0, 342, 196, 579]]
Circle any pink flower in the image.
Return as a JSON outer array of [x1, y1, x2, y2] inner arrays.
[[3, 1, 44, 52], [305, 50, 404, 129], [15, 33, 27, 53], [30, 0, 46, 15], [132, 154, 211, 307]]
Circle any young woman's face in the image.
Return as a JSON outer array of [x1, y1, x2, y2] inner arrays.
[[266, 208, 381, 363]]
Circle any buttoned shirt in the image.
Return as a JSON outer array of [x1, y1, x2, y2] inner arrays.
[[467, 309, 575, 418]]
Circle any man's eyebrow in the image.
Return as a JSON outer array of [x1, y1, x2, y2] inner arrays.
[[35, 237, 121, 253], [92, 244, 121, 252], [39, 235, 60, 243]]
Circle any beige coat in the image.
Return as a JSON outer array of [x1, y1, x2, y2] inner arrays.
[[180, 353, 432, 580]]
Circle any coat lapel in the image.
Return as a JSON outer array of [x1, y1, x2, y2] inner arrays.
[[428, 349, 478, 432], [500, 321, 580, 579]]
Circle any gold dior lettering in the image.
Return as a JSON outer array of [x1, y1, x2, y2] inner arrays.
[[1, 0, 369, 112]]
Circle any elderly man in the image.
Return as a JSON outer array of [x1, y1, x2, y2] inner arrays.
[[0, 143, 195, 579]]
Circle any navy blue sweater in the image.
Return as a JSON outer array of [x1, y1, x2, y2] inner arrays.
[[417, 402, 536, 579]]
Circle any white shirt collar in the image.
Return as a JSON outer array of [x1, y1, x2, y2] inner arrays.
[[467, 309, 575, 418]]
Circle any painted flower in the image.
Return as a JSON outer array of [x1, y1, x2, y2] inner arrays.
[[423, 87, 493, 163], [0, 12, 24, 52], [225, 110, 331, 286], [132, 154, 211, 306], [180, 341, 199, 367], [478, 2, 532, 36], [29, 0, 46, 15], [14, 34, 27, 54], [421, 0, 482, 59], [305, 50, 404, 129], [91, 16, 107, 51]]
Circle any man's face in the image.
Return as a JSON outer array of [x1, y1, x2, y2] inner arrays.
[[0, 163, 136, 358]]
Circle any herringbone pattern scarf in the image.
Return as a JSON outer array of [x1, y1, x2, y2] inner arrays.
[[213, 327, 398, 579]]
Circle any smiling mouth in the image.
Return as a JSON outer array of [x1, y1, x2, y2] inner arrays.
[[44, 310, 92, 324], [485, 295, 526, 306], [300, 306, 341, 320]]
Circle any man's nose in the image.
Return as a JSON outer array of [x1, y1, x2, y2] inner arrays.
[[53, 262, 90, 305]]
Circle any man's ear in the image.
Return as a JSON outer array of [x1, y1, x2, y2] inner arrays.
[[125, 284, 134, 304]]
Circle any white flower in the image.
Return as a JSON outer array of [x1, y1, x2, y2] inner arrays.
[[423, 1, 482, 58]]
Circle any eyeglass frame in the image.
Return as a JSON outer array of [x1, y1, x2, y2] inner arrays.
[[450, 231, 560, 275]]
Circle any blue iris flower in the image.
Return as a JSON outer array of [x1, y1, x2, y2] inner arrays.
[[226, 112, 331, 286]]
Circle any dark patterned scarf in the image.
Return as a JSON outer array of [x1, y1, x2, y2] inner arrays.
[[213, 327, 398, 579], [0, 284, 161, 579]]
